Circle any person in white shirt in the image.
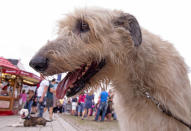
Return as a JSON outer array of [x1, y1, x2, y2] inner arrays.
[[37, 74, 49, 117]]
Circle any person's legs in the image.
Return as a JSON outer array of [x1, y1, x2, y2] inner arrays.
[[37, 98, 40, 116], [37, 97, 45, 117], [101, 102, 108, 121], [105, 105, 112, 121], [62, 104, 65, 113], [71, 102, 75, 115], [28, 100, 33, 115], [73, 103, 77, 115], [44, 101, 48, 113], [95, 103, 103, 121], [81, 103, 85, 113], [48, 98, 53, 119], [72, 108, 76, 115], [38, 103, 44, 117], [71, 102, 74, 116], [24, 101, 28, 109], [31, 106, 36, 114], [24, 100, 33, 118], [78, 104, 81, 116], [31, 100, 37, 114], [82, 108, 87, 119], [88, 108, 92, 117], [82, 103, 88, 119], [45, 98, 51, 114], [21, 101, 25, 109], [49, 107, 53, 120], [44, 107, 47, 113], [37, 102, 41, 117]]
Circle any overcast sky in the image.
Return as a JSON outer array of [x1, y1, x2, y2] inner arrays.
[[0, 0, 190, 80]]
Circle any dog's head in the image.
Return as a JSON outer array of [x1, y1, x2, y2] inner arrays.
[[19, 109, 29, 119], [29, 8, 142, 98]]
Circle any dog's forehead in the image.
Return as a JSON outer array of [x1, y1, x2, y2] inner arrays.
[[72, 8, 112, 18], [20, 109, 28, 114], [58, 8, 118, 30]]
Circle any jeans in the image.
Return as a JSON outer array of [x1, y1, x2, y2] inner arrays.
[[95, 101, 108, 121], [24, 100, 33, 116], [37, 97, 46, 117], [78, 103, 85, 113]]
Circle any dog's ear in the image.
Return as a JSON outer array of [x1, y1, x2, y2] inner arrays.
[[113, 13, 142, 46]]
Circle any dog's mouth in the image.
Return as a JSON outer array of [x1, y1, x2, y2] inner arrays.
[[56, 59, 106, 98], [21, 114, 26, 119]]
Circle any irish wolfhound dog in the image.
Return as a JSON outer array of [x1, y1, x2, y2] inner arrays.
[[29, 8, 191, 131]]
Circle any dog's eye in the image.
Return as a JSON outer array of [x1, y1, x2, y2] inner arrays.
[[78, 20, 90, 33]]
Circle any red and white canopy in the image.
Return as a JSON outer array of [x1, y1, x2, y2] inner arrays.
[[0, 57, 19, 71], [0, 57, 40, 86]]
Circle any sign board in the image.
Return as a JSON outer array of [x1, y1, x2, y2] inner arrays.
[[0, 100, 10, 108]]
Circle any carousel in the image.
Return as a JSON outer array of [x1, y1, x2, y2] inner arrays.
[[0, 57, 40, 115]]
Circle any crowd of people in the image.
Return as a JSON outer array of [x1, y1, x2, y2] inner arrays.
[[53, 88, 117, 122], [19, 75, 117, 122]]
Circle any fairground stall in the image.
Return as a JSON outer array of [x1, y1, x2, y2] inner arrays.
[[0, 57, 40, 115]]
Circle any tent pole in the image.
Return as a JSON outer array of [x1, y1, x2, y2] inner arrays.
[[10, 77, 17, 111]]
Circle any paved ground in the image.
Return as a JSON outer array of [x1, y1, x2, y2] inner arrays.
[[0, 113, 77, 131], [0, 112, 119, 131]]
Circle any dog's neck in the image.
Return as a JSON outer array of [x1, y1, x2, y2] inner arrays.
[[111, 31, 191, 127]]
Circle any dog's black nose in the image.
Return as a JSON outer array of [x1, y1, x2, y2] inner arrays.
[[29, 56, 49, 72]]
